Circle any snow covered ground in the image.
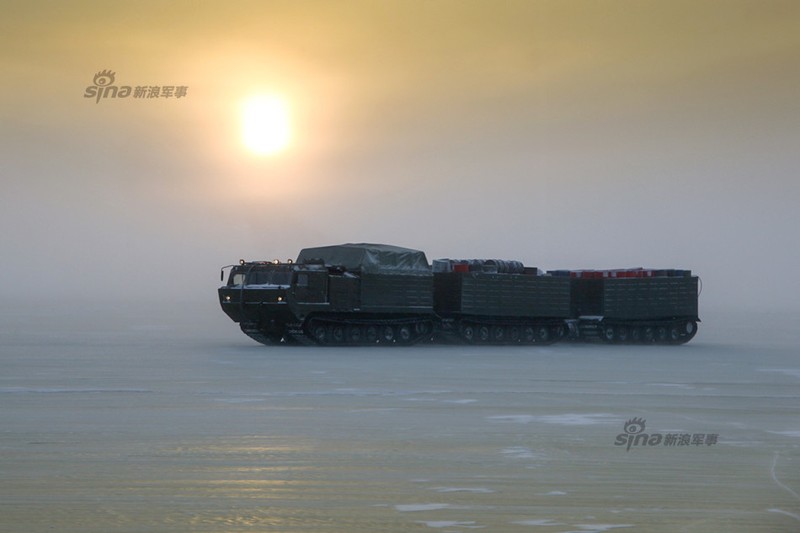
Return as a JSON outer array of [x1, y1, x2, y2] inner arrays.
[[1, 301, 798, 532]]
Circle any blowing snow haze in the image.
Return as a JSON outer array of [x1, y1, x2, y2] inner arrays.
[[1, 1, 799, 311]]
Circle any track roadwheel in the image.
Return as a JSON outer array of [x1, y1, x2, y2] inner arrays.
[[523, 326, 535, 344], [656, 325, 668, 343], [477, 326, 490, 343], [669, 324, 681, 344], [365, 326, 379, 343], [381, 326, 395, 343], [398, 325, 412, 344], [629, 327, 642, 343], [535, 326, 550, 343], [643, 326, 655, 343], [492, 326, 505, 343], [460, 324, 475, 343], [312, 325, 327, 344], [348, 326, 362, 344], [617, 326, 629, 343], [601, 324, 615, 343]]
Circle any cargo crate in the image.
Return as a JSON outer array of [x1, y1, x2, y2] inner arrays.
[[434, 272, 571, 318], [361, 274, 433, 312], [569, 276, 698, 320]]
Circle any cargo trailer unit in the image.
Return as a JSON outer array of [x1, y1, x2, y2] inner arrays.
[[433, 259, 570, 344], [552, 269, 700, 344]]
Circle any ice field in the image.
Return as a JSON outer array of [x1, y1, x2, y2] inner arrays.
[[1, 301, 798, 532]]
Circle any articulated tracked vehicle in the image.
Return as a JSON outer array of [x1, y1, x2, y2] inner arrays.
[[218, 243, 700, 346]]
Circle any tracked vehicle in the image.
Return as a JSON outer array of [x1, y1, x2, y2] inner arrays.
[[219, 244, 435, 345], [218, 243, 700, 346]]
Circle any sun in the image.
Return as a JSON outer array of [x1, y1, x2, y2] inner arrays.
[[241, 95, 292, 156]]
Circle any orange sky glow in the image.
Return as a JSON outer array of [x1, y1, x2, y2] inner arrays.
[[1, 0, 799, 308]]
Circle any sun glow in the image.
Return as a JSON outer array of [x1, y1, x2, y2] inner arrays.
[[241, 95, 292, 156]]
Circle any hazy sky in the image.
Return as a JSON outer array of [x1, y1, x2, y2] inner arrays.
[[1, 0, 799, 311]]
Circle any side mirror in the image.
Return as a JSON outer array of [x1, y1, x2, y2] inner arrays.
[[219, 264, 237, 283]]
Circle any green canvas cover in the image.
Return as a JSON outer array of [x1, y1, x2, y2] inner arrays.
[[296, 243, 430, 275]]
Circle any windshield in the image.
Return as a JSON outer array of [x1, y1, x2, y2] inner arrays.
[[229, 266, 292, 287]]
